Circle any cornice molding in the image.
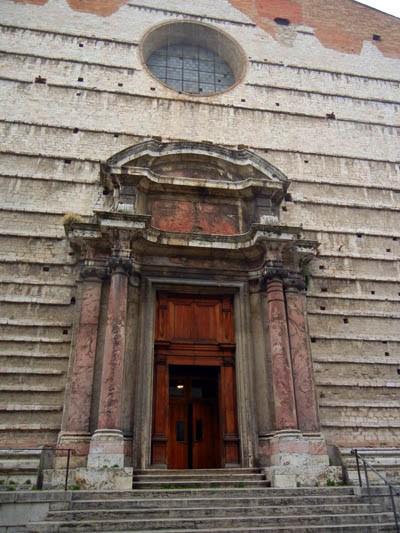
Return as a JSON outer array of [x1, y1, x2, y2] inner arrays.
[[106, 166, 284, 197], [103, 139, 289, 187]]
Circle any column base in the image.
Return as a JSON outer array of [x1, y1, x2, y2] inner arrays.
[[55, 432, 91, 468], [259, 430, 340, 487], [87, 429, 125, 468]]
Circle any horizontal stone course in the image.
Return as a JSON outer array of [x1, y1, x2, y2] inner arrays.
[[0, 0, 399, 462], [0, 24, 139, 66], [1, 82, 399, 160], [2, 53, 400, 127]]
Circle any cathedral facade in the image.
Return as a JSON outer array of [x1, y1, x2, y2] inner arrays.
[[1, 0, 399, 487]]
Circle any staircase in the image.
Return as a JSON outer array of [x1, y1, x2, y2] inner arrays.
[[27, 468, 397, 532], [342, 448, 400, 485]]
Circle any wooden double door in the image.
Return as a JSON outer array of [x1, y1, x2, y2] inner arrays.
[[152, 294, 239, 469], [168, 365, 220, 469]]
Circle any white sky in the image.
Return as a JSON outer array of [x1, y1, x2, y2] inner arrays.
[[357, 0, 400, 18]]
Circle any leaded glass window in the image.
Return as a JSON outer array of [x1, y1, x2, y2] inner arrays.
[[146, 43, 235, 94]]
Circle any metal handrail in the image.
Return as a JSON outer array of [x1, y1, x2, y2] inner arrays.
[[0, 446, 72, 491], [351, 448, 400, 532], [38, 446, 73, 491]]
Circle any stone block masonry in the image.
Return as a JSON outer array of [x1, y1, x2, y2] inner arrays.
[[0, 0, 399, 473]]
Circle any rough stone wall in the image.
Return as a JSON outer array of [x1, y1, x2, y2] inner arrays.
[[0, 0, 399, 454]]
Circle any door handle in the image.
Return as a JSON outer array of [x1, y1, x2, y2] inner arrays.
[[195, 419, 203, 442], [176, 420, 185, 442]]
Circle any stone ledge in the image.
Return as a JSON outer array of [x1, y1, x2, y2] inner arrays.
[[264, 465, 343, 488], [0, 404, 62, 412], [43, 467, 133, 490], [0, 491, 70, 504], [0, 385, 64, 392]]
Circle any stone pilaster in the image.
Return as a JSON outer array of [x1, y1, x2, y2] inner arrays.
[[261, 264, 330, 487], [285, 274, 320, 433], [58, 264, 105, 461]]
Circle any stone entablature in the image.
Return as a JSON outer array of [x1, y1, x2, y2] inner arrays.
[[67, 140, 316, 265]]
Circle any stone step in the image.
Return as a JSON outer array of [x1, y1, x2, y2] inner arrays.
[[27, 512, 396, 532], [0, 459, 40, 472], [0, 490, 71, 504], [70, 494, 366, 510], [46, 503, 384, 521], [98, 526, 396, 532], [136, 480, 271, 489], [0, 448, 42, 485], [0, 449, 42, 460], [132, 468, 260, 476], [70, 487, 356, 500], [132, 473, 265, 482]]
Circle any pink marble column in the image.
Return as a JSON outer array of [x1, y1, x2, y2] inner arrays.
[[88, 258, 131, 468], [285, 277, 320, 433], [64, 276, 102, 434], [265, 273, 298, 430], [97, 258, 130, 430]]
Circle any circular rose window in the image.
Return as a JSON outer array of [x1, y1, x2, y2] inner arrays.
[[141, 21, 246, 96]]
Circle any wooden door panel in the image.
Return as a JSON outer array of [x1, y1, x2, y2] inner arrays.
[[156, 294, 234, 344], [222, 297, 234, 343], [172, 301, 193, 340], [192, 400, 219, 469], [151, 359, 168, 466], [220, 363, 240, 465], [168, 400, 188, 469], [193, 302, 219, 342]]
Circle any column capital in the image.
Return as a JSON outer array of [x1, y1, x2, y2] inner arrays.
[[108, 255, 133, 276], [284, 272, 307, 293], [80, 262, 108, 282], [262, 260, 288, 285]]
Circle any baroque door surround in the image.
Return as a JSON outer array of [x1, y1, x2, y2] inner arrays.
[[56, 140, 331, 487]]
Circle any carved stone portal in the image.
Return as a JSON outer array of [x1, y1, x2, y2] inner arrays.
[[55, 141, 331, 488]]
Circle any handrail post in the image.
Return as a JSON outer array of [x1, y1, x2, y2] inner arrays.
[[389, 485, 400, 533], [354, 449, 362, 487], [363, 460, 371, 504], [64, 449, 71, 491], [36, 447, 45, 490], [353, 449, 400, 531]]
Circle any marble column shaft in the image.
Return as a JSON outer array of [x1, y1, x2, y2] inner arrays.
[[285, 285, 320, 432], [266, 278, 298, 430], [97, 263, 129, 430]]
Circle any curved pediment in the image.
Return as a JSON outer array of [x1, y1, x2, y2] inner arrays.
[[68, 140, 315, 265], [94, 140, 295, 240], [103, 140, 289, 187]]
